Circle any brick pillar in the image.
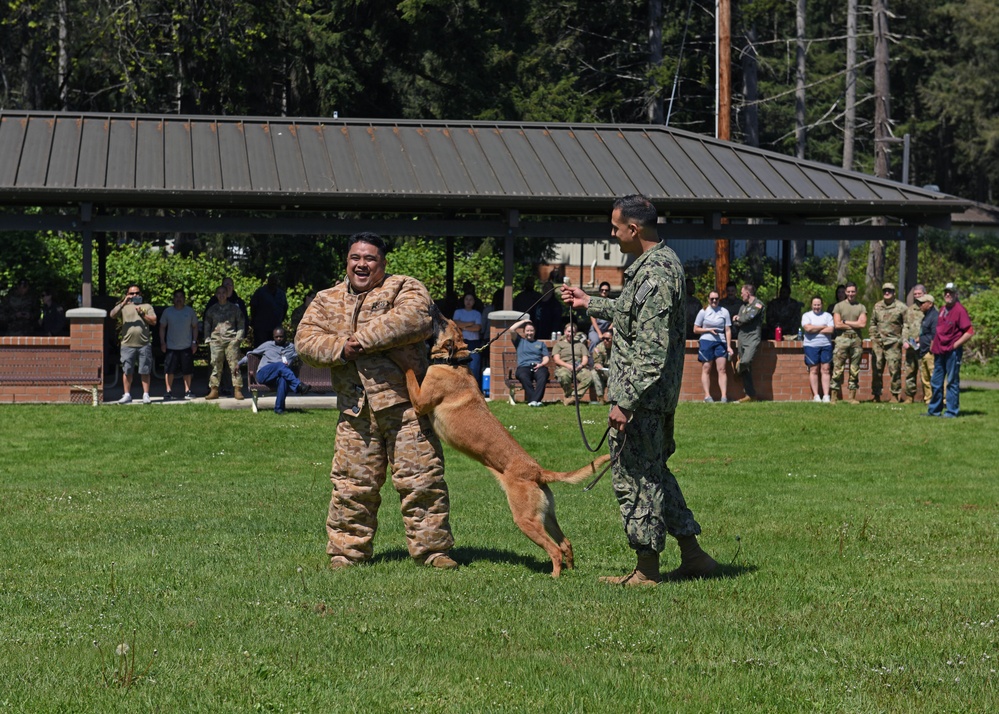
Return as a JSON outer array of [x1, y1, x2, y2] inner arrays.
[[485, 310, 526, 401], [67, 307, 107, 404]]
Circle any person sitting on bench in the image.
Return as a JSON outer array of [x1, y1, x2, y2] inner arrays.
[[239, 327, 310, 414]]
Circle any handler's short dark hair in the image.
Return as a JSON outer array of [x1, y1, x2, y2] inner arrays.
[[613, 194, 658, 229], [347, 232, 389, 257]]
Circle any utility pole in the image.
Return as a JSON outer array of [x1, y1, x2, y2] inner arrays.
[[868, 0, 891, 298], [715, 0, 731, 294], [837, 0, 857, 283]]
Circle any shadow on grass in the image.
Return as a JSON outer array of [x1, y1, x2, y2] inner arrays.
[[371, 546, 552, 574]]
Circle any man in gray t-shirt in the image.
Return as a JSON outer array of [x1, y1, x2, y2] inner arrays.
[[159, 289, 199, 400]]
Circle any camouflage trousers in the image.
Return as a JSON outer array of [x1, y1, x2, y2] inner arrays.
[[208, 340, 243, 389], [608, 408, 700, 553], [555, 366, 594, 399], [903, 348, 934, 401], [871, 340, 902, 397], [592, 367, 610, 401], [327, 401, 453, 563], [831, 335, 863, 392]]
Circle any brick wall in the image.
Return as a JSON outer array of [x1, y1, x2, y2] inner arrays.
[[0, 308, 105, 404]]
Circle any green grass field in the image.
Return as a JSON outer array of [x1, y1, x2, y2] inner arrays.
[[1, 392, 997, 713]]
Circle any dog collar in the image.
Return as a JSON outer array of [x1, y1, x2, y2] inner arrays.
[[430, 356, 473, 366]]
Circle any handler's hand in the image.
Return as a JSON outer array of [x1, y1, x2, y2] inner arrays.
[[560, 285, 590, 310], [342, 336, 365, 361], [608, 405, 632, 432]]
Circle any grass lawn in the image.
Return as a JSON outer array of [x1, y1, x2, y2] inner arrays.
[[1, 391, 997, 712]]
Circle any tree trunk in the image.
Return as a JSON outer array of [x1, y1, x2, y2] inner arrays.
[[792, 0, 807, 266], [868, 0, 891, 298], [647, 0, 664, 124], [838, 0, 858, 283]]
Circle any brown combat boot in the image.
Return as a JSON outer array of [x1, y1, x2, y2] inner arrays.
[[423, 552, 458, 569], [205, 387, 219, 400], [664, 535, 718, 582], [830, 389, 839, 404], [328, 555, 354, 570], [847, 389, 860, 405], [234, 387, 244, 401], [600, 550, 661, 586]]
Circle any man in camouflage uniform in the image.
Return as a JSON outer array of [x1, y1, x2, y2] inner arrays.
[[203, 285, 246, 401], [831, 282, 868, 404], [551, 320, 594, 405], [732, 283, 765, 402], [590, 328, 613, 402], [562, 195, 716, 587], [869, 282, 908, 402], [296, 232, 456, 570], [901, 283, 927, 404]]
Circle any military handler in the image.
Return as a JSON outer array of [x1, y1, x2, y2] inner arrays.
[[869, 282, 908, 402], [203, 285, 246, 401], [561, 194, 717, 587], [732, 283, 765, 402], [551, 321, 595, 406], [831, 282, 867, 404], [901, 284, 928, 404], [296, 232, 456, 570]]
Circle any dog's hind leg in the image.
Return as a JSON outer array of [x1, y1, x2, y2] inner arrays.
[[539, 485, 574, 571], [505, 483, 566, 577]]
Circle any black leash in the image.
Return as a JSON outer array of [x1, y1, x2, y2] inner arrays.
[[469, 285, 561, 354]]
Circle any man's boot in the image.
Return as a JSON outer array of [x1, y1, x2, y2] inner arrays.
[[423, 552, 458, 569], [830, 389, 839, 404], [599, 550, 661, 586], [234, 387, 244, 401], [205, 387, 219, 400], [664, 535, 718, 582], [847, 389, 860, 405]]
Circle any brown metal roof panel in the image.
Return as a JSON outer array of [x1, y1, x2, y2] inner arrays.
[[619, 130, 697, 198], [622, 133, 689, 197], [574, 129, 636, 196], [348, 125, 392, 192], [243, 122, 280, 191], [190, 122, 223, 190], [736, 153, 797, 199], [105, 119, 137, 189], [866, 181, 908, 201], [644, 134, 704, 197], [163, 120, 194, 190], [829, 173, 881, 200], [473, 128, 531, 195], [797, 164, 850, 200], [321, 126, 364, 192], [297, 125, 336, 191], [394, 127, 448, 194], [448, 128, 504, 195], [16, 116, 55, 187], [0, 116, 27, 186], [497, 129, 558, 196], [271, 123, 310, 192], [677, 139, 749, 198], [767, 158, 825, 199], [47, 117, 83, 188], [525, 130, 585, 195], [217, 122, 251, 191], [76, 117, 110, 188], [669, 135, 739, 197], [377, 127, 423, 194], [423, 128, 481, 194], [704, 143, 772, 198], [548, 129, 612, 195], [134, 119, 164, 190]]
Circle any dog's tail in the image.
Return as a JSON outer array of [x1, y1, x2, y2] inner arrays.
[[539, 454, 611, 485]]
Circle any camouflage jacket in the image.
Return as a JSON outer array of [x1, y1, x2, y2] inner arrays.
[[736, 297, 766, 344], [552, 333, 590, 370], [295, 274, 433, 414], [591, 340, 612, 368], [587, 241, 685, 413], [870, 299, 907, 347], [901, 302, 923, 344], [204, 302, 245, 345]]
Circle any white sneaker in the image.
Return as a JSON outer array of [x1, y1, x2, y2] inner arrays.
[[822, 395, 831, 403], [142, 393, 151, 404], [812, 395, 822, 402], [117, 394, 132, 405]]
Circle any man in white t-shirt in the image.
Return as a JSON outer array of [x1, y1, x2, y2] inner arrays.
[[801, 296, 835, 402], [693, 291, 733, 402], [159, 289, 199, 400]]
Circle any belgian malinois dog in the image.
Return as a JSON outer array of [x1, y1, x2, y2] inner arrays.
[[392, 309, 609, 577]]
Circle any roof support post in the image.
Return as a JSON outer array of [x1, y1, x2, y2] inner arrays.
[[503, 209, 519, 310], [77, 203, 93, 308], [898, 224, 918, 297]]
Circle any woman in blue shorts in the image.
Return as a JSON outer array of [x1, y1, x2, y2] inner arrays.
[[693, 290, 733, 402], [801, 296, 835, 402]]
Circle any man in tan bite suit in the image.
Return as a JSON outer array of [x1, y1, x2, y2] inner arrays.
[[295, 232, 456, 570]]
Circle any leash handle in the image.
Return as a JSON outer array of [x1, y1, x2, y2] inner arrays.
[[470, 285, 561, 354]]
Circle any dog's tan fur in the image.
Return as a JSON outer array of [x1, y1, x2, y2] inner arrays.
[[392, 309, 609, 577]]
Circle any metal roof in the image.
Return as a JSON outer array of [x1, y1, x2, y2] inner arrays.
[[0, 110, 970, 221]]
